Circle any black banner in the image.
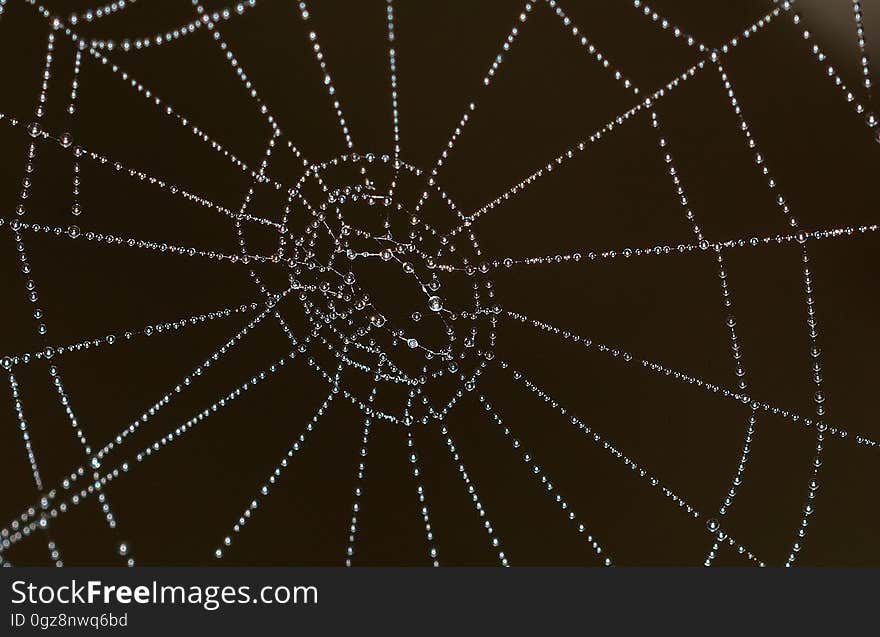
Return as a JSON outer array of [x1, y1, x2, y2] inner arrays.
[[0, 568, 875, 635]]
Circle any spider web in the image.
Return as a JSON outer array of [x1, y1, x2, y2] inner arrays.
[[0, 0, 879, 567]]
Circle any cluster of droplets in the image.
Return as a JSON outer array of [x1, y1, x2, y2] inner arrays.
[[228, 131, 486, 419], [81, 1, 258, 52], [46, 540, 62, 567], [67, 0, 137, 25], [271, 151, 501, 402], [849, 1, 873, 95]]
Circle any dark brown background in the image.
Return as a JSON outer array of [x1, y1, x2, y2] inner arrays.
[[1, 0, 879, 566]]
